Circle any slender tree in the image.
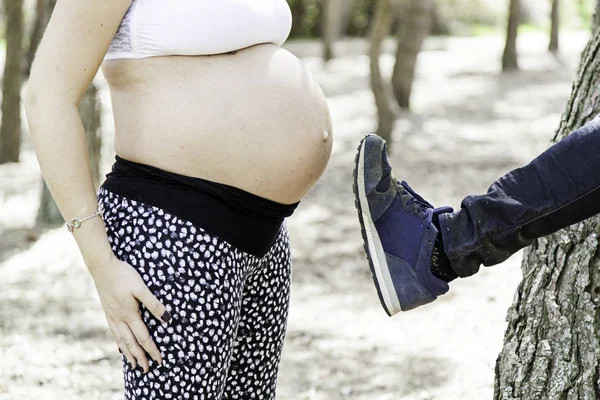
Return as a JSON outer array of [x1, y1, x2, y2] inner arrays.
[[430, 0, 448, 36], [0, 0, 24, 164], [369, 0, 398, 149], [494, 8, 600, 399], [595, 0, 600, 32], [26, 0, 57, 77], [289, 0, 307, 38], [549, 0, 559, 53], [502, 0, 520, 71], [322, 0, 341, 62], [391, 0, 433, 109]]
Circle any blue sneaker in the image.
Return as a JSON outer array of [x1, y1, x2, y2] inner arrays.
[[353, 134, 454, 315]]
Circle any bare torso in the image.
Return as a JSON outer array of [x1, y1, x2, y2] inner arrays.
[[101, 43, 332, 204]]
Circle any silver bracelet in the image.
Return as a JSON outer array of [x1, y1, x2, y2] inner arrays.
[[66, 208, 104, 233]]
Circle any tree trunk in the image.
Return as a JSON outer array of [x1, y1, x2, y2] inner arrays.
[[369, 0, 397, 149], [79, 84, 103, 187], [391, 0, 433, 109], [0, 0, 24, 164], [36, 182, 64, 227], [549, 0, 559, 53], [493, 23, 600, 400], [502, 0, 520, 71], [36, 84, 103, 227], [338, 0, 352, 37], [25, 0, 55, 77], [322, 0, 341, 62], [289, 0, 307, 38], [594, 0, 600, 34], [430, 0, 448, 36]]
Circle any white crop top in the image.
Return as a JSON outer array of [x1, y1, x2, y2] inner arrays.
[[104, 0, 293, 60]]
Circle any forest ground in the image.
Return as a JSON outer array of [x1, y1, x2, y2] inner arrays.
[[0, 31, 590, 400]]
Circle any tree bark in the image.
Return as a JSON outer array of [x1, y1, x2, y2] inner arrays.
[[391, 0, 433, 109], [549, 0, 559, 53], [338, 0, 352, 37], [25, 0, 56, 77], [493, 25, 600, 400], [36, 181, 64, 227], [595, 0, 600, 34], [36, 84, 103, 227], [369, 0, 397, 149], [502, 0, 520, 71], [322, 0, 341, 62], [79, 84, 103, 187], [289, 0, 307, 38], [0, 0, 24, 164], [430, 0, 448, 36]]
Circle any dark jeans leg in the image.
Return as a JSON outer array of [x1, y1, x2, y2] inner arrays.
[[437, 115, 600, 278]]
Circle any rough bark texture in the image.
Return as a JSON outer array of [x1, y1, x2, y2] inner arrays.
[[549, 0, 559, 53], [322, 0, 341, 62], [0, 0, 24, 164], [36, 84, 102, 227], [493, 28, 600, 400], [369, 0, 397, 149], [502, 0, 520, 71], [391, 0, 433, 109]]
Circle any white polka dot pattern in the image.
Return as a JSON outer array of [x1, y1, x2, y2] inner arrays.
[[97, 187, 292, 399]]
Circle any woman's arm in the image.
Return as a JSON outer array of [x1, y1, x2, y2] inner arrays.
[[24, 0, 129, 268], [24, 0, 169, 373]]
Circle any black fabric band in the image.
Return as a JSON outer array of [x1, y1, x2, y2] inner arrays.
[[100, 154, 300, 257]]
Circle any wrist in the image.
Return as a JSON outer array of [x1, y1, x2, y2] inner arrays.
[[69, 216, 117, 274], [66, 208, 103, 232], [84, 247, 118, 277]]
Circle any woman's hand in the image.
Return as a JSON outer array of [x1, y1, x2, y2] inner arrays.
[[90, 254, 171, 373]]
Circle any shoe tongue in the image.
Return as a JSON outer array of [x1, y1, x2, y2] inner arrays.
[[400, 181, 434, 208]]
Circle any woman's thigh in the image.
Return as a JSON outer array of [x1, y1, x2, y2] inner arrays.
[[98, 186, 251, 399], [222, 224, 293, 399]]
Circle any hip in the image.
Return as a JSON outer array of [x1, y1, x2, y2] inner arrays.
[[98, 154, 297, 258]]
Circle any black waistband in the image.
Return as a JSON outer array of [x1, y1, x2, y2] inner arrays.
[[100, 155, 300, 257]]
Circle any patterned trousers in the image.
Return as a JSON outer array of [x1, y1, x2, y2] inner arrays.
[[97, 186, 293, 399]]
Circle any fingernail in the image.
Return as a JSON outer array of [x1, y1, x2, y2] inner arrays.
[[161, 310, 172, 323], [117, 347, 122, 354]]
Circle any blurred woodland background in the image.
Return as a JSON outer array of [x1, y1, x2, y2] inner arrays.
[[0, 0, 595, 223], [3, 1, 600, 399]]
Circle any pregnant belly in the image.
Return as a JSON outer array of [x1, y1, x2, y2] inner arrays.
[[101, 44, 333, 204]]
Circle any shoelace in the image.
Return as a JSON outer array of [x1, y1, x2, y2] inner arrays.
[[399, 181, 453, 228]]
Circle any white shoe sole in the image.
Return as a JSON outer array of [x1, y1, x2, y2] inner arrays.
[[353, 137, 402, 316]]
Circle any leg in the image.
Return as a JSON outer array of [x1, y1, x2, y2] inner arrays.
[[439, 115, 600, 277], [353, 115, 600, 314], [354, 135, 451, 315], [98, 187, 250, 399], [221, 224, 292, 400]]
